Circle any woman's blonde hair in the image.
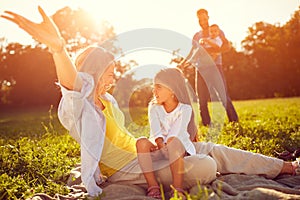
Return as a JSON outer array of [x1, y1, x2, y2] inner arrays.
[[75, 45, 114, 82], [74, 45, 114, 98]]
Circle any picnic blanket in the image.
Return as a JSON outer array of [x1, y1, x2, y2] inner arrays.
[[28, 165, 300, 200]]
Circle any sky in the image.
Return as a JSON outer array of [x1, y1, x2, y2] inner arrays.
[[0, 0, 299, 66]]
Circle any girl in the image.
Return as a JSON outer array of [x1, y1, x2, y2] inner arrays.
[[136, 68, 197, 199]]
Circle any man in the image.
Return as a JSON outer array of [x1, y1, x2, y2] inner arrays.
[[180, 8, 238, 126]]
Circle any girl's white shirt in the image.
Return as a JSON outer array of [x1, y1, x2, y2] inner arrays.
[[57, 72, 118, 196], [149, 102, 196, 155]]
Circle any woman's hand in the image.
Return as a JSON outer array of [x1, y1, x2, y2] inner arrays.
[[2, 6, 79, 90], [1, 6, 64, 53]]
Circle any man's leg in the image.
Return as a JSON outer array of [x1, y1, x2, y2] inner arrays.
[[225, 96, 239, 122], [196, 70, 211, 126], [216, 65, 238, 123]]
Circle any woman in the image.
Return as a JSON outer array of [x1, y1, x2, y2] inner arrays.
[[2, 6, 298, 198]]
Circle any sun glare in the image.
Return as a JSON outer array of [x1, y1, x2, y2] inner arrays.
[[118, 49, 176, 69], [0, 0, 299, 51]]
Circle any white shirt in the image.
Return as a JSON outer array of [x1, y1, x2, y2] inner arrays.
[[57, 72, 118, 196], [148, 103, 196, 155], [209, 36, 223, 47]]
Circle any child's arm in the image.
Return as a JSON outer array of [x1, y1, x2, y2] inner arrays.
[[219, 30, 231, 53], [148, 105, 165, 145]]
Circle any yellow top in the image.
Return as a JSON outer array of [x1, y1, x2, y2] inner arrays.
[[98, 98, 137, 177]]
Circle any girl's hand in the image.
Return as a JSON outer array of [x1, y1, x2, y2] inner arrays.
[[96, 173, 108, 186], [1, 6, 64, 53], [150, 145, 158, 152], [161, 145, 169, 159]]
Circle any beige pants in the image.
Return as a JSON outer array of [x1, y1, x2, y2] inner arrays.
[[108, 142, 283, 189], [108, 154, 217, 190], [193, 142, 283, 179]]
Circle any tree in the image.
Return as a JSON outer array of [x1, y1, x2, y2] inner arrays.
[[0, 43, 59, 108], [0, 7, 117, 108], [52, 7, 117, 53], [241, 6, 300, 98], [222, 46, 255, 99], [280, 7, 300, 96]]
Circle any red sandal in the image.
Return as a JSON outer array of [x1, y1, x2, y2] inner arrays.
[[147, 185, 162, 199]]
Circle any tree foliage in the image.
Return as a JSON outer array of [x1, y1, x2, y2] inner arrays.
[[235, 7, 300, 98], [1, 7, 300, 109], [52, 7, 117, 53], [0, 45, 58, 107], [0, 7, 118, 109]]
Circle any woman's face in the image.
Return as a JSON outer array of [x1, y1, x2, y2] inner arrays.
[[152, 83, 173, 105], [97, 63, 115, 95]]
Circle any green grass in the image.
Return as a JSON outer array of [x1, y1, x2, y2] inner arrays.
[[216, 97, 300, 156], [0, 97, 300, 199], [0, 106, 80, 199]]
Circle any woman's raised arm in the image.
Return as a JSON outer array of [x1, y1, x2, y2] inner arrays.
[[1, 6, 82, 90]]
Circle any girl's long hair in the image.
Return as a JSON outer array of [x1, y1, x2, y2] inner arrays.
[[153, 68, 198, 141]]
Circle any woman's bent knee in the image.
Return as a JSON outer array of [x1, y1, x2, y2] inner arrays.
[[154, 155, 217, 190], [183, 155, 217, 188]]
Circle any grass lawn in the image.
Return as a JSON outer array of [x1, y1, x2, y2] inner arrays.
[[0, 97, 299, 199]]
